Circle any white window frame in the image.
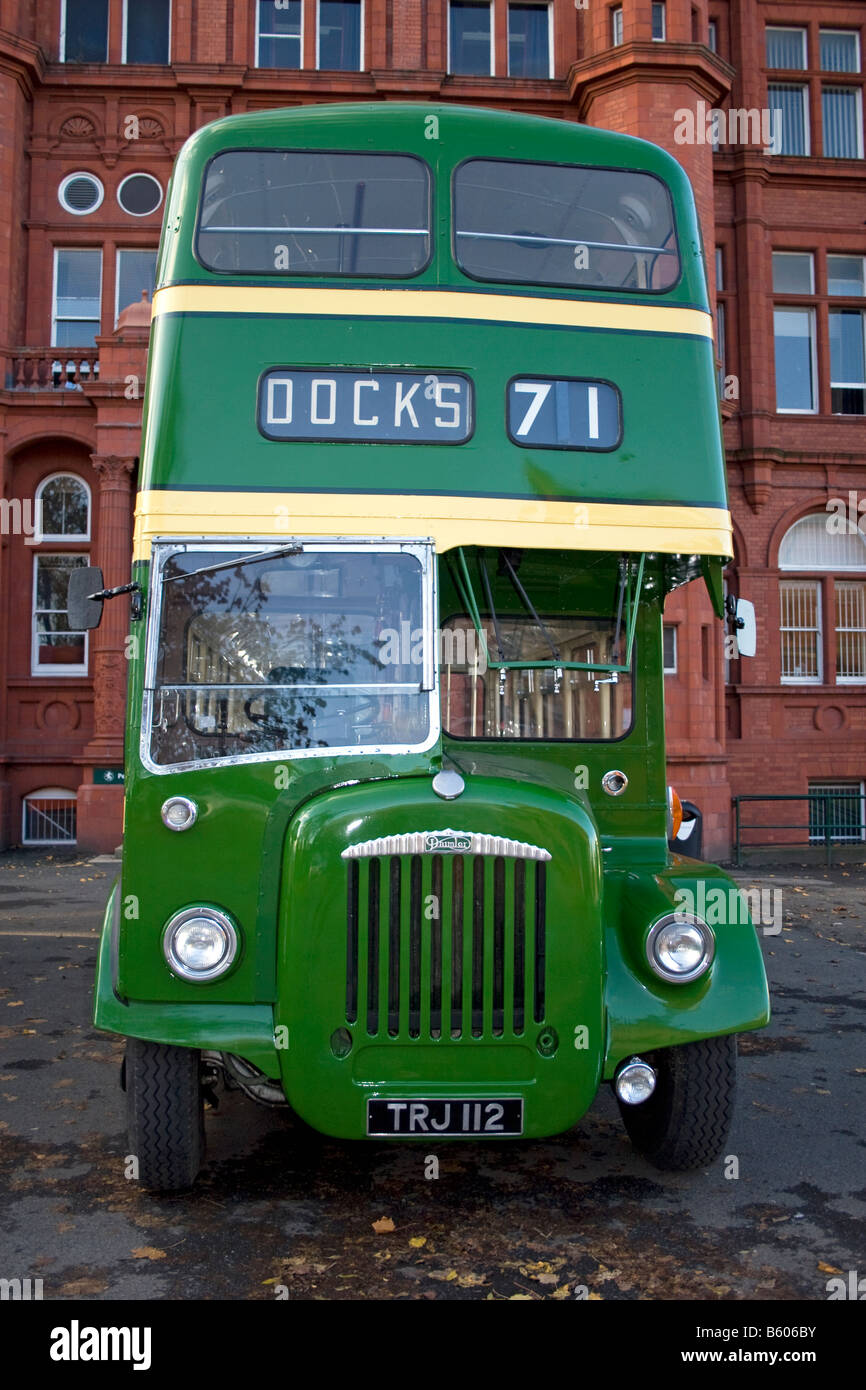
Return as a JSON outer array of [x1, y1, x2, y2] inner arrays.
[[767, 83, 811, 155], [115, 247, 158, 325], [827, 253, 866, 297], [822, 85, 865, 158], [316, 0, 365, 72], [58, 172, 104, 216], [774, 306, 817, 413], [829, 307, 866, 413], [611, 6, 623, 47], [651, 2, 665, 42], [31, 553, 90, 678], [122, 0, 172, 64], [780, 578, 823, 684], [765, 25, 807, 70], [22, 788, 78, 846], [663, 624, 677, 674], [834, 580, 866, 682], [255, 0, 305, 69], [51, 247, 103, 348], [771, 250, 815, 295], [448, 0, 494, 75], [59, 0, 109, 63], [117, 172, 164, 218], [34, 474, 92, 543], [507, 2, 553, 79], [819, 29, 861, 74]]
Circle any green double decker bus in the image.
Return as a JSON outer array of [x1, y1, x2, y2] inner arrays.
[[74, 103, 769, 1190]]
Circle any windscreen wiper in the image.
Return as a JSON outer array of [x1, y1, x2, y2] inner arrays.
[[163, 544, 303, 584]]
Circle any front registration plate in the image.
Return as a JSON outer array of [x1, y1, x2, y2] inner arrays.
[[367, 1098, 523, 1136]]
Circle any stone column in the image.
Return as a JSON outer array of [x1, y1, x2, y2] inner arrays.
[[76, 455, 135, 852]]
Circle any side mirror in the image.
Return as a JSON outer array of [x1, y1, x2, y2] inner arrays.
[[733, 598, 756, 658], [67, 566, 105, 631]]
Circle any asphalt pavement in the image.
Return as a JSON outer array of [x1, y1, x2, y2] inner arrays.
[[0, 849, 863, 1301]]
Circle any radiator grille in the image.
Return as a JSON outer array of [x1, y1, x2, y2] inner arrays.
[[345, 854, 547, 1040]]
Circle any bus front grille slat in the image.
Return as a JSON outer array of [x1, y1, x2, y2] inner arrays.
[[345, 853, 547, 1041]]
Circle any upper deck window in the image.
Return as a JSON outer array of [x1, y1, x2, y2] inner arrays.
[[197, 150, 430, 276], [453, 159, 680, 293]]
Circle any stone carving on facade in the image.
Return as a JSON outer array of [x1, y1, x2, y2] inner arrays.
[[59, 115, 97, 140]]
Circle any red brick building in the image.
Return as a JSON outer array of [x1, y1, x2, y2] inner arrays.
[[0, 0, 863, 855]]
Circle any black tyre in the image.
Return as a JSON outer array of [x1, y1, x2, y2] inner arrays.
[[126, 1038, 204, 1192], [617, 1034, 737, 1171]]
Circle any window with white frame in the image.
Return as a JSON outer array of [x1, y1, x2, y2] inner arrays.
[[767, 83, 810, 154], [116, 249, 157, 323], [779, 513, 866, 685], [662, 624, 677, 674], [22, 789, 78, 845], [34, 475, 90, 541], [32, 554, 89, 675], [766, 26, 806, 70], [772, 250, 814, 295], [257, 0, 302, 67], [707, 19, 717, 53], [651, 2, 665, 41], [822, 86, 863, 157], [773, 307, 816, 411], [611, 6, 623, 47], [61, 0, 109, 62], [835, 582, 866, 680], [779, 579, 822, 681], [123, 0, 170, 63], [318, 0, 362, 70], [829, 254, 866, 414], [449, 1, 493, 75], [52, 249, 102, 347], [820, 30, 860, 74], [507, 3, 551, 79]]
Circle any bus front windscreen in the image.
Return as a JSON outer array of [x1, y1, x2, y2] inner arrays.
[[147, 546, 432, 768], [454, 159, 679, 292]]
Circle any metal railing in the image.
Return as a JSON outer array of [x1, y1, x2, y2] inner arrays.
[[733, 793, 866, 866]]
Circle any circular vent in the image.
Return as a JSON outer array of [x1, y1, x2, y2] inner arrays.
[[58, 172, 103, 215], [117, 172, 163, 217]]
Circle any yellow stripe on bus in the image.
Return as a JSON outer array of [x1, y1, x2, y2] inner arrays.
[[151, 285, 714, 339], [133, 490, 732, 561]]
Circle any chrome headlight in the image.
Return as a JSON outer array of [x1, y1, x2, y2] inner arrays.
[[161, 796, 197, 832], [646, 913, 714, 983], [163, 907, 238, 982]]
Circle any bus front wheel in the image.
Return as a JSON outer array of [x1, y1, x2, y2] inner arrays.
[[617, 1034, 737, 1171], [126, 1038, 204, 1192]]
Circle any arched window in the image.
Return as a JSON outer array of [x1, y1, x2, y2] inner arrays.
[[35, 473, 91, 540], [22, 788, 77, 845], [778, 510, 866, 683]]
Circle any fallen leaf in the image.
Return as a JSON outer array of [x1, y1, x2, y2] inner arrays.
[[372, 1217, 395, 1234], [552, 1285, 572, 1299], [409, 1236, 426, 1248], [818, 1262, 842, 1275], [131, 1246, 167, 1261]]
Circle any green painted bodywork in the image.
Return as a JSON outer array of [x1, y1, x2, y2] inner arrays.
[[141, 103, 726, 513], [92, 105, 769, 1140]]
